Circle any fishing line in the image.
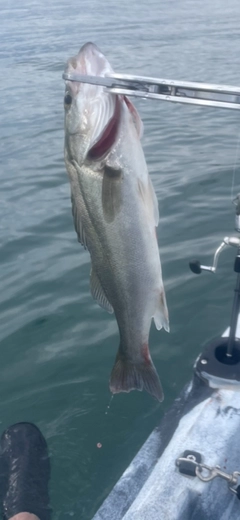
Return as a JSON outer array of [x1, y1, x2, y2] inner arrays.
[[231, 131, 240, 201], [105, 394, 114, 415], [95, 395, 114, 450]]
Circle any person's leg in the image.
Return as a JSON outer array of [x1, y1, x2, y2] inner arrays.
[[9, 515, 39, 520], [0, 423, 51, 520]]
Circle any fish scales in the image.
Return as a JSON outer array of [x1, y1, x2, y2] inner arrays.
[[64, 42, 169, 401]]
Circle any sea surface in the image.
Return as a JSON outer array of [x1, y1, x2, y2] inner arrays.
[[1, 0, 240, 517]]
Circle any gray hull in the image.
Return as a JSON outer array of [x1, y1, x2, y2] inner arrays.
[[92, 322, 240, 520]]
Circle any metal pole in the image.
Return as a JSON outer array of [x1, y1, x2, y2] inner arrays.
[[227, 255, 240, 357], [62, 73, 240, 111]]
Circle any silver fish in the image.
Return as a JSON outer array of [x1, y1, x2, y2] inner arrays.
[[64, 42, 169, 401]]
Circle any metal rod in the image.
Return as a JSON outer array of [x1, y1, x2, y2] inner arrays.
[[63, 72, 240, 110], [227, 261, 240, 357], [108, 88, 240, 110], [110, 73, 240, 95]]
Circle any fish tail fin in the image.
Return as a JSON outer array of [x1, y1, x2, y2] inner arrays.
[[154, 288, 170, 332], [109, 347, 164, 402]]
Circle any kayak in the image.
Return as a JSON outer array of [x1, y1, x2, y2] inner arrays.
[[92, 317, 240, 520]]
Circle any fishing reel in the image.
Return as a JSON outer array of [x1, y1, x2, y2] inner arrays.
[[190, 193, 240, 275], [189, 194, 240, 390], [189, 236, 240, 275]]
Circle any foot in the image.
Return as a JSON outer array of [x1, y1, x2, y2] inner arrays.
[[0, 423, 51, 520]]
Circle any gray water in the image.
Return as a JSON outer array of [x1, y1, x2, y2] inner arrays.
[[1, 0, 240, 517]]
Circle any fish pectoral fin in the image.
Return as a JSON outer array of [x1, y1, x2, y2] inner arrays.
[[90, 268, 114, 314], [71, 193, 88, 249], [138, 177, 159, 227], [110, 347, 164, 402], [153, 289, 170, 332], [102, 165, 123, 223]]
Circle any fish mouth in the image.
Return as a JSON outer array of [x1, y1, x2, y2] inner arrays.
[[65, 42, 113, 95], [65, 43, 122, 160]]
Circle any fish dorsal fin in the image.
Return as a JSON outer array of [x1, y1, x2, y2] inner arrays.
[[148, 177, 159, 227], [138, 177, 159, 227], [153, 288, 169, 332], [71, 192, 88, 249], [124, 96, 144, 139], [90, 268, 114, 314]]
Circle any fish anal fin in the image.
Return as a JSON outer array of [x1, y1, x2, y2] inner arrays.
[[90, 268, 113, 314], [71, 193, 88, 249], [110, 347, 164, 402], [154, 289, 169, 332], [102, 165, 123, 223]]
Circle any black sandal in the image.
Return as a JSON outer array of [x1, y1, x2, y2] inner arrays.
[[0, 422, 51, 520]]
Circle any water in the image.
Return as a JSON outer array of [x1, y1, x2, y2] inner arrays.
[[1, 0, 240, 517]]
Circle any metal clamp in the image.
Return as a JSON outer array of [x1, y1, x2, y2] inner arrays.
[[62, 72, 240, 111], [176, 452, 240, 497]]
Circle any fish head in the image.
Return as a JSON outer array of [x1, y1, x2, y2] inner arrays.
[[64, 42, 120, 165]]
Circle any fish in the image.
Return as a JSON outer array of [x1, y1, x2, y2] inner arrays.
[[63, 42, 169, 402]]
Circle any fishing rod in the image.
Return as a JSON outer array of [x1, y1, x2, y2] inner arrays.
[[188, 195, 240, 389], [63, 72, 240, 111]]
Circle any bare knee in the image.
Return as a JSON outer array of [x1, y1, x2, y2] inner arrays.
[[8, 513, 40, 520]]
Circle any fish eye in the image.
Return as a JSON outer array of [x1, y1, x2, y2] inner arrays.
[[64, 93, 72, 106]]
